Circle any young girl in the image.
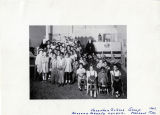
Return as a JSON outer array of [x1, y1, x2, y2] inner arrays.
[[35, 49, 43, 80], [64, 53, 73, 84], [70, 50, 77, 62], [87, 65, 97, 97], [42, 51, 49, 81], [57, 53, 66, 87], [110, 65, 122, 97], [76, 63, 86, 91]]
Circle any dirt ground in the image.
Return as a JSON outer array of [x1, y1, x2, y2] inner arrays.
[[30, 67, 127, 99]]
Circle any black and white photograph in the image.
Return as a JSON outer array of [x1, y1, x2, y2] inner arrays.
[[29, 25, 127, 99]]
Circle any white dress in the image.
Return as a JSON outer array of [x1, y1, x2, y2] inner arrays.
[[42, 56, 49, 73], [65, 57, 73, 72], [35, 54, 43, 74]]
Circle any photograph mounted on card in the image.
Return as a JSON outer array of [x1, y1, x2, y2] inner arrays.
[[29, 25, 127, 99]]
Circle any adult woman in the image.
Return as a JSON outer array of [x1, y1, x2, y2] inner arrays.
[[85, 39, 95, 56]]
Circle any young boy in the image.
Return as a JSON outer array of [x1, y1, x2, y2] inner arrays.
[[110, 65, 123, 97]]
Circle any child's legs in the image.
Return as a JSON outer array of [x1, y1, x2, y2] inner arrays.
[[64, 72, 67, 83], [44, 73, 47, 80], [60, 70, 64, 84], [57, 70, 61, 84], [68, 72, 72, 83], [51, 71, 55, 83], [78, 76, 81, 88], [72, 72, 75, 83], [117, 80, 122, 95]]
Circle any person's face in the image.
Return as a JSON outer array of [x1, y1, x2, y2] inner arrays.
[[79, 64, 83, 69], [102, 69, 105, 73], [113, 66, 118, 71], [60, 55, 62, 59], [49, 49, 52, 52], [90, 66, 93, 71], [43, 52, 46, 56], [57, 51, 60, 55], [66, 54, 69, 57], [47, 45, 50, 48], [39, 51, 42, 55], [52, 54, 56, 58], [89, 39, 91, 43], [99, 60, 103, 63]]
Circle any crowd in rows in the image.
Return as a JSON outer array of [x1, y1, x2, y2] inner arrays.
[[34, 38, 123, 98]]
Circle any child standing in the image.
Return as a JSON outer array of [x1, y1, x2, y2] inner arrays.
[[77, 63, 86, 91], [57, 53, 66, 87], [35, 49, 43, 80], [64, 53, 73, 84], [110, 65, 122, 97], [42, 51, 49, 81], [51, 53, 57, 84], [87, 65, 97, 97], [72, 60, 79, 83]]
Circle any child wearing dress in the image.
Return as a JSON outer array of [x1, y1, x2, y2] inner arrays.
[[35, 49, 43, 80], [42, 51, 49, 81], [57, 53, 66, 87], [64, 53, 73, 84], [77, 63, 86, 91]]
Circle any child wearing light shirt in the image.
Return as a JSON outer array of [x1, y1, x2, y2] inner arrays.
[[76, 63, 86, 90], [87, 65, 97, 97]]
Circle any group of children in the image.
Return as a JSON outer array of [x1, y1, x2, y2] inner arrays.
[[35, 39, 123, 98]]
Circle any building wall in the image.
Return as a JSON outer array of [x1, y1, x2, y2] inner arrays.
[[29, 26, 46, 48]]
